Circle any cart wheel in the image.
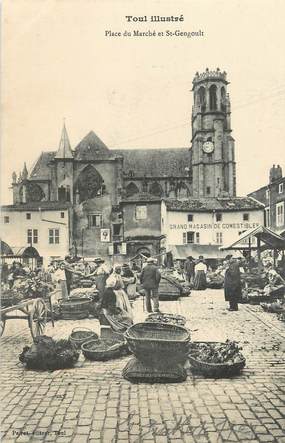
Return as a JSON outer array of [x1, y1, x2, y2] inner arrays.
[[0, 318, 6, 337], [29, 299, 47, 339]]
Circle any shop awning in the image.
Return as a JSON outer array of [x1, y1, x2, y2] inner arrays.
[[1, 245, 41, 258], [169, 244, 240, 260], [220, 225, 285, 251], [0, 240, 13, 255]]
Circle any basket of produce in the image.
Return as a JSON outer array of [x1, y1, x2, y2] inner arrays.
[[188, 341, 246, 377], [124, 322, 190, 367], [19, 335, 79, 371], [70, 288, 99, 301], [69, 327, 98, 349], [260, 300, 285, 313], [146, 313, 187, 327], [81, 338, 126, 361]]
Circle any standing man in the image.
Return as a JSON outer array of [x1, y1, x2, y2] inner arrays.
[[224, 258, 242, 311], [184, 256, 195, 284], [64, 256, 74, 296], [140, 257, 161, 313]]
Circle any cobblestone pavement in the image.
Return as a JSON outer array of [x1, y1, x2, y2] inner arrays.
[[1, 290, 285, 443]]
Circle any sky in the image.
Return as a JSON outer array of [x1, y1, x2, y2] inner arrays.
[[1, 0, 285, 204]]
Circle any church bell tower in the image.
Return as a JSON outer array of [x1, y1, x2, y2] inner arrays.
[[190, 68, 236, 198]]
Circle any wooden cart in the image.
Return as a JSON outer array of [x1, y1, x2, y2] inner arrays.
[[0, 298, 48, 339]]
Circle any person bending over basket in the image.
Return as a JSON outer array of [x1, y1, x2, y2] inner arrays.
[[101, 268, 134, 333]]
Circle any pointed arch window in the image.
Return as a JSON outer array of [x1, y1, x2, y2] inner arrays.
[[149, 182, 163, 197], [197, 86, 206, 112], [125, 182, 139, 197], [209, 85, 217, 110], [75, 165, 104, 203], [221, 86, 226, 112]]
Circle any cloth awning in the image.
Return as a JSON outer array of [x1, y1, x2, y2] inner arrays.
[[0, 240, 13, 255], [2, 245, 41, 258], [169, 244, 241, 260], [220, 225, 285, 251]]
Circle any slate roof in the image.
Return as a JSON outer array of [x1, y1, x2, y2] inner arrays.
[[29, 151, 55, 180], [165, 197, 264, 212], [114, 148, 190, 177], [74, 131, 113, 161], [29, 146, 190, 181]]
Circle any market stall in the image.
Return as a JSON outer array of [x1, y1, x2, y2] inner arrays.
[[221, 226, 285, 303]]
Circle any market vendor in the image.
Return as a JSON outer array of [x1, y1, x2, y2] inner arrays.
[[54, 262, 69, 299], [193, 256, 207, 290], [90, 258, 110, 301], [265, 263, 285, 287], [101, 265, 134, 332], [121, 263, 137, 299]]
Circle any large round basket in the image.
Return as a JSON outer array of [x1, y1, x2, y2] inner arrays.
[[69, 327, 98, 349], [60, 297, 91, 320], [188, 355, 246, 378], [60, 297, 91, 312], [124, 322, 190, 367], [81, 339, 126, 361], [146, 313, 186, 327]]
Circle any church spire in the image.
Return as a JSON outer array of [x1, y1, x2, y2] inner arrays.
[[22, 162, 28, 180], [55, 122, 73, 159]]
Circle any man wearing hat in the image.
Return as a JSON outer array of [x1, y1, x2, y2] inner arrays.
[[90, 258, 109, 301], [184, 256, 195, 284], [140, 257, 161, 313]]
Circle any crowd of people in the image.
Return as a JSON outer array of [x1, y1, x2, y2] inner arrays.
[[1, 250, 285, 329]]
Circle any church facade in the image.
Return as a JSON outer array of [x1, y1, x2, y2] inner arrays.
[[1, 69, 264, 263]]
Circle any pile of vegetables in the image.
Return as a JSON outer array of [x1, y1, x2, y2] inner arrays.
[[13, 277, 54, 299], [146, 313, 186, 327], [19, 335, 79, 370], [189, 340, 244, 365]]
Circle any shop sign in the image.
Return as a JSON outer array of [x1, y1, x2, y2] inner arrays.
[[169, 222, 260, 231], [101, 228, 110, 242]]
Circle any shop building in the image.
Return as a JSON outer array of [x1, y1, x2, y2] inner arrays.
[[163, 197, 264, 257], [1, 202, 71, 266], [248, 165, 285, 236]]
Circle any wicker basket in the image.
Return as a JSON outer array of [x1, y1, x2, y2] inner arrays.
[[122, 357, 187, 383], [60, 297, 91, 311], [61, 311, 89, 320], [188, 355, 246, 377], [69, 327, 98, 349], [188, 341, 246, 377], [81, 339, 126, 361], [146, 313, 187, 327], [124, 322, 190, 367]]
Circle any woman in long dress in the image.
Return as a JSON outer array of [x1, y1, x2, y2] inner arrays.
[[193, 256, 207, 290], [101, 266, 133, 332]]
